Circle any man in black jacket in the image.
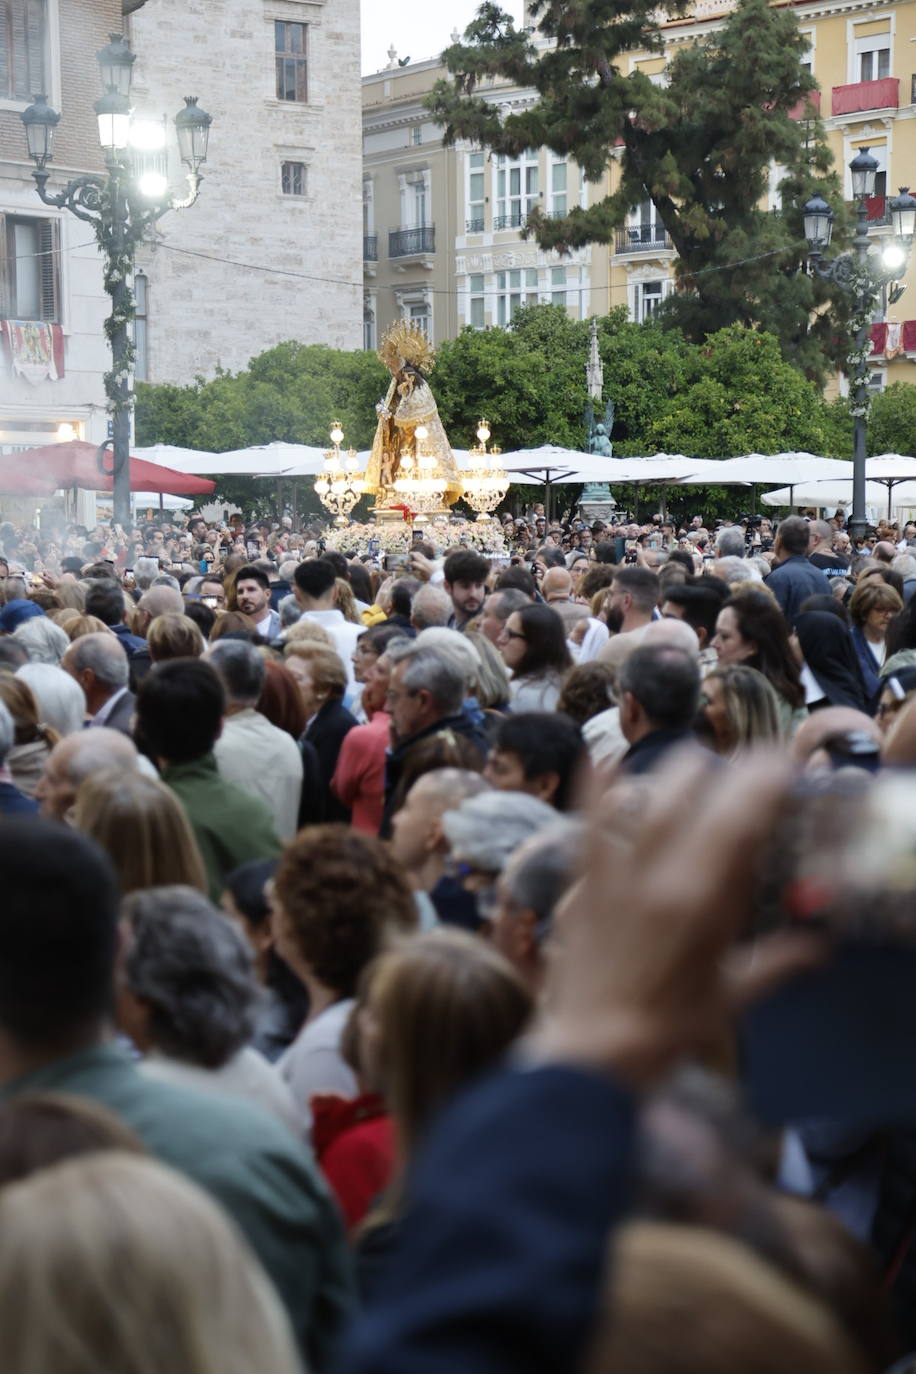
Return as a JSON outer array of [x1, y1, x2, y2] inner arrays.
[[618, 642, 701, 775]]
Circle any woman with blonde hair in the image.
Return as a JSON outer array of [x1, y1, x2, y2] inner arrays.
[[147, 612, 206, 663], [73, 770, 207, 895], [65, 613, 115, 642], [48, 607, 80, 631], [0, 674, 57, 797], [283, 618, 334, 649], [0, 1152, 300, 1374], [697, 665, 783, 757], [355, 930, 532, 1291], [56, 579, 86, 612], [336, 577, 361, 625], [464, 629, 511, 712]]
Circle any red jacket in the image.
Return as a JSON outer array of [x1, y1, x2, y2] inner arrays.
[[312, 1092, 394, 1231]]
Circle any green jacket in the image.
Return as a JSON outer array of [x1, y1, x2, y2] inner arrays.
[[162, 753, 281, 903], [0, 1045, 354, 1370]]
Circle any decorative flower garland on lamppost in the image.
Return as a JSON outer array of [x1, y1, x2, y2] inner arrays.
[[802, 149, 916, 542], [21, 37, 213, 528]]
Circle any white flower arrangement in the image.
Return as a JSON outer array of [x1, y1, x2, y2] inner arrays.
[[321, 516, 507, 557]]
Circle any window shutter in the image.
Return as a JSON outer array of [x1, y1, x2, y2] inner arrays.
[[0, 216, 10, 320], [38, 217, 59, 322], [6, 0, 46, 101], [0, 10, 10, 98], [11, 0, 28, 99], [24, 0, 45, 94]]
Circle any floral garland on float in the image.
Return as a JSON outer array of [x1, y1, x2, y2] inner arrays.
[[322, 515, 507, 557]]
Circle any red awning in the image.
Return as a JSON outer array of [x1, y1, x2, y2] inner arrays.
[[0, 441, 215, 497]]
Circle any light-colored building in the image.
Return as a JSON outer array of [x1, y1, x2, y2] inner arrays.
[[364, 0, 916, 395], [362, 46, 602, 349], [0, 0, 115, 460], [128, 0, 363, 385], [630, 0, 916, 392]]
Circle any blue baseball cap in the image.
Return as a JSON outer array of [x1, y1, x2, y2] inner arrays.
[[0, 599, 45, 633]]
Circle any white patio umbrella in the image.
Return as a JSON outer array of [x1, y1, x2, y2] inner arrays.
[[761, 479, 916, 516], [220, 442, 330, 476], [136, 441, 328, 477], [860, 455, 916, 519], [131, 490, 193, 511], [602, 453, 710, 482], [677, 453, 854, 491], [130, 444, 221, 471], [495, 446, 710, 519]]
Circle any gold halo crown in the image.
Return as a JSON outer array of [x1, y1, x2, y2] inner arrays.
[[378, 321, 436, 376]]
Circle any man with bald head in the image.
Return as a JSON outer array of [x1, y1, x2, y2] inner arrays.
[[808, 519, 851, 580], [62, 632, 134, 735], [128, 584, 185, 688], [35, 727, 140, 820], [390, 767, 490, 929], [541, 567, 573, 604]]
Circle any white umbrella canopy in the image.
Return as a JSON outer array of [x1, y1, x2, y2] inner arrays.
[[131, 490, 194, 510], [761, 479, 916, 517], [497, 445, 620, 483], [865, 454, 916, 481], [603, 454, 710, 483], [222, 442, 329, 477], [139, 442, 328, 477], [677, 453, 854, 486], [130, 444, 221, 471]]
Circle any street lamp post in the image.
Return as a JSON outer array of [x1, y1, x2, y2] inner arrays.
[[21, 36, 213, 528], [803, 150, 916, 544]]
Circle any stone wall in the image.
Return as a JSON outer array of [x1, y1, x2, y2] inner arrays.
[[129, 0, 363, 385]]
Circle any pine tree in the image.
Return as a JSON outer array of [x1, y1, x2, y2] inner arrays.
[[428, 0, 849, 381]]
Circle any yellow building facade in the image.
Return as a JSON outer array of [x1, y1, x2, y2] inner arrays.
[[363, 1, 916, 393]]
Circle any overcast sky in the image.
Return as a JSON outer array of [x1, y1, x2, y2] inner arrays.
[[361, 0, 524, 75]]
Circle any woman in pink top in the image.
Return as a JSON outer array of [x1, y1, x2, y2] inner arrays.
[[333, 627, 409, 832]]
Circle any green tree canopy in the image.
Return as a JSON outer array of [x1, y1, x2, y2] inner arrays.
[[135, 342, 388, 452], [428, 0, 849, 381], [866, 382, 916, 456], [136, 309, 836, 514]]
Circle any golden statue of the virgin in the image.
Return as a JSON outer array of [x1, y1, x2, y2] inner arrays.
[[367, 321, 462, 510]]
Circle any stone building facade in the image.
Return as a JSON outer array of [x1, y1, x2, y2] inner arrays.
[[0, 0, 115, 460], [362, 50, 601, 350], [128, 0, 362, 385]]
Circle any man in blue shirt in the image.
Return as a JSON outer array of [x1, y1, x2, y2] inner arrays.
[[765, 516, 830, 623]]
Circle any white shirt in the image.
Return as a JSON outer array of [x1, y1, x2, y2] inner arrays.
[[213, 708, 303, 841], [278, 998, 358, 1135], [583, 705, 629, 768], [299, 608, 362, 687], [509, 673, 562, 712]]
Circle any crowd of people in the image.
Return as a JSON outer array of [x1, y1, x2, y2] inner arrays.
[[2, 499, 916, 1373]]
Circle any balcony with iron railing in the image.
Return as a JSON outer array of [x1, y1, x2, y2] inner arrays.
[[831, 77, 899, 117], [615, 224, 674, 254], [363, 234, 378, 261], [389, 226, 436, 258]]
